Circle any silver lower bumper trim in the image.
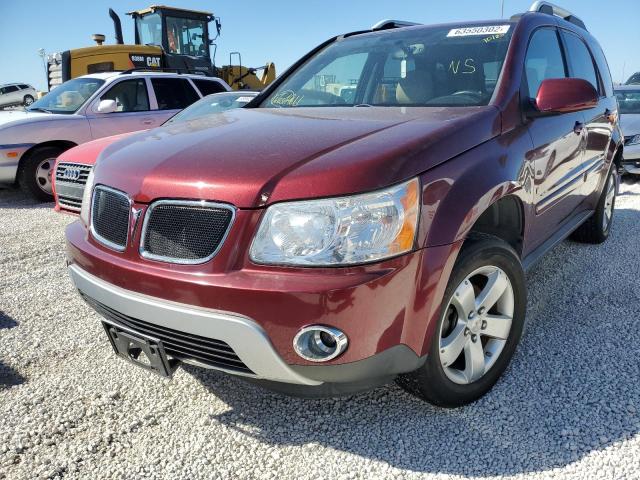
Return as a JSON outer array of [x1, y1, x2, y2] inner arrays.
[[68, 264, 321, 386]]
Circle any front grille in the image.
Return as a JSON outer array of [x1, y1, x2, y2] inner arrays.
[[141, 201, 234, 264], [55, 163, 92, 211], [90, 186, 130, 251], [81, 293, 253, 374], [58, 195, 83, 211]]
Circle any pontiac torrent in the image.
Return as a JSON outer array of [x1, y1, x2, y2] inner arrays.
[[65, 3, 623, 407]]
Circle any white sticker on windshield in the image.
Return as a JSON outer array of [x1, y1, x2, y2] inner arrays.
[[447, 25, 510, 37], [236, 96, 255, 103]]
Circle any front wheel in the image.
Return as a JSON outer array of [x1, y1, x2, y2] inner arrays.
[[23, 95, 34, 106], [397, 234, 527, 407], [18, 146, 64, 202]]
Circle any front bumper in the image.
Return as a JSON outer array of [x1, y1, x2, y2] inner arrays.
[[66, 219, 460, 387], [68, 263, 427, 388], [0, 143, 33, 183], [69, 263, 321, 385]]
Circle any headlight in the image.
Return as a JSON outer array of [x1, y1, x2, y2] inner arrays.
[[250, 178, 419, 266], [627, 134, 640, 146], [79, 169, 95, 226]]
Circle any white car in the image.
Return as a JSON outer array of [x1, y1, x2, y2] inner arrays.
[[0, 71, 230, 200], [615, 85, 640, 175], [0, 83, 37, 108]]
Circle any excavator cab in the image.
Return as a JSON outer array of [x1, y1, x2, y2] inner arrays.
[[46, 5, 275, 91], [128, 5, 219, 76]]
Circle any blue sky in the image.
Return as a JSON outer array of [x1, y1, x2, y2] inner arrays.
[[1, 0, 638, 90]]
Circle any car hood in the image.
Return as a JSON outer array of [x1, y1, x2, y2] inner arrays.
[[93, 106, 500, 208], [619, 114, 640, 136], [0, 110, 69, 129]]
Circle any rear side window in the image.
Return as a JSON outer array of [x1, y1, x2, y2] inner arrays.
[[4, 85, 19, 93], [524, 28, 566, 98], [101, 79, 150, 112], [590, 43, 613, 97], [151, 77, 199, 110], [561, 31, 599, 93], [192, 79, 227, 96]]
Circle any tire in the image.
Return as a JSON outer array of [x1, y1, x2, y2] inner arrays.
[[571, 168, 617, 244], [396, 233, 527, 408], [18, 146, 64, 202], [23, 95, 34, 106]]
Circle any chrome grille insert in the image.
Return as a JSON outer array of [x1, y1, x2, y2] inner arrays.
[[140, 200, 235, 264], [55, 163, 93, 212], [90, 185, 131, 252]]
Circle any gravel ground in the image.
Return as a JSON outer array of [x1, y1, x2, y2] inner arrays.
[[1, 179, 639, 480]]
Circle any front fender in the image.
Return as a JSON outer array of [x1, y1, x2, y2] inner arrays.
[[417, 129, 534, 248]]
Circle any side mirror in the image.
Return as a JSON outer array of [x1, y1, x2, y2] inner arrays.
[[96, 99, 117, 114], [533, 78, 598, 115]]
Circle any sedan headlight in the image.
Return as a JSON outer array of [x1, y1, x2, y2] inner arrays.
[[79, 169, 95, 226], [250, 178, 419, 266], [627, 134, 640, 146]]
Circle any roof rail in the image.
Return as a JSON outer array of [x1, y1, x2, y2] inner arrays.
[[371, 19, 421, 31], [118, 67, 206, 76], [528, 1, 587, 30]]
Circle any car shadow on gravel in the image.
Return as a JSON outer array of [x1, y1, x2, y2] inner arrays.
[[0, 187, 53, 210], [187, 361, 639, 477], [0, 310, 18, 330], [0, 311, 24, 389], [0, 361, 24, 389]]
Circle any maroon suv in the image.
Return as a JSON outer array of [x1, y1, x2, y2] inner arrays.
[[65, 3, 623, 407]]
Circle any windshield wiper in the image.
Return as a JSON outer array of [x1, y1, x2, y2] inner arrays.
[[27, 107, 53, 114]]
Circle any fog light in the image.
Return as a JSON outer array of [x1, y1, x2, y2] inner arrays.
[[293, 326, 348, 362]]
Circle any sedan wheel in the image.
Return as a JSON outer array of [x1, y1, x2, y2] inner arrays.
[[35, 158, 55, 195], [18, 146, 64, 201]]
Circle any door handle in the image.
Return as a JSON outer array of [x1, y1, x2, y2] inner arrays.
[[573, 121, 584, 135], [142, 119, 154, 125]]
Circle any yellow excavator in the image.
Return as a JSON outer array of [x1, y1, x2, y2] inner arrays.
[[46, 5, 276, 91]]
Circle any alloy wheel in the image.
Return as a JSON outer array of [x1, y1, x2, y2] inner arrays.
[[602, 173, 616, 231], [438, 265, 514, 385], [35, 158, 55, 195]]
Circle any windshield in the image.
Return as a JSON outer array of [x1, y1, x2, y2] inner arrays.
[[28, 78, 104, 114], [165, 92, 257, 124], [616, 90, 640, 114], [166, 16, 208, 57], [263, 24, 513, 108]]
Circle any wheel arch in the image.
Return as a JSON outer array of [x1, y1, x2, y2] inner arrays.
[[465, 194, 525, 257], [418, 129, 533, 255], [421, 176, 529, 257], [18, 140, 77, 174]]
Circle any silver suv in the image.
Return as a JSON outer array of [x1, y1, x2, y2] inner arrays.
[[0, 83, 37, 108], [0, 71, 230, 200]]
